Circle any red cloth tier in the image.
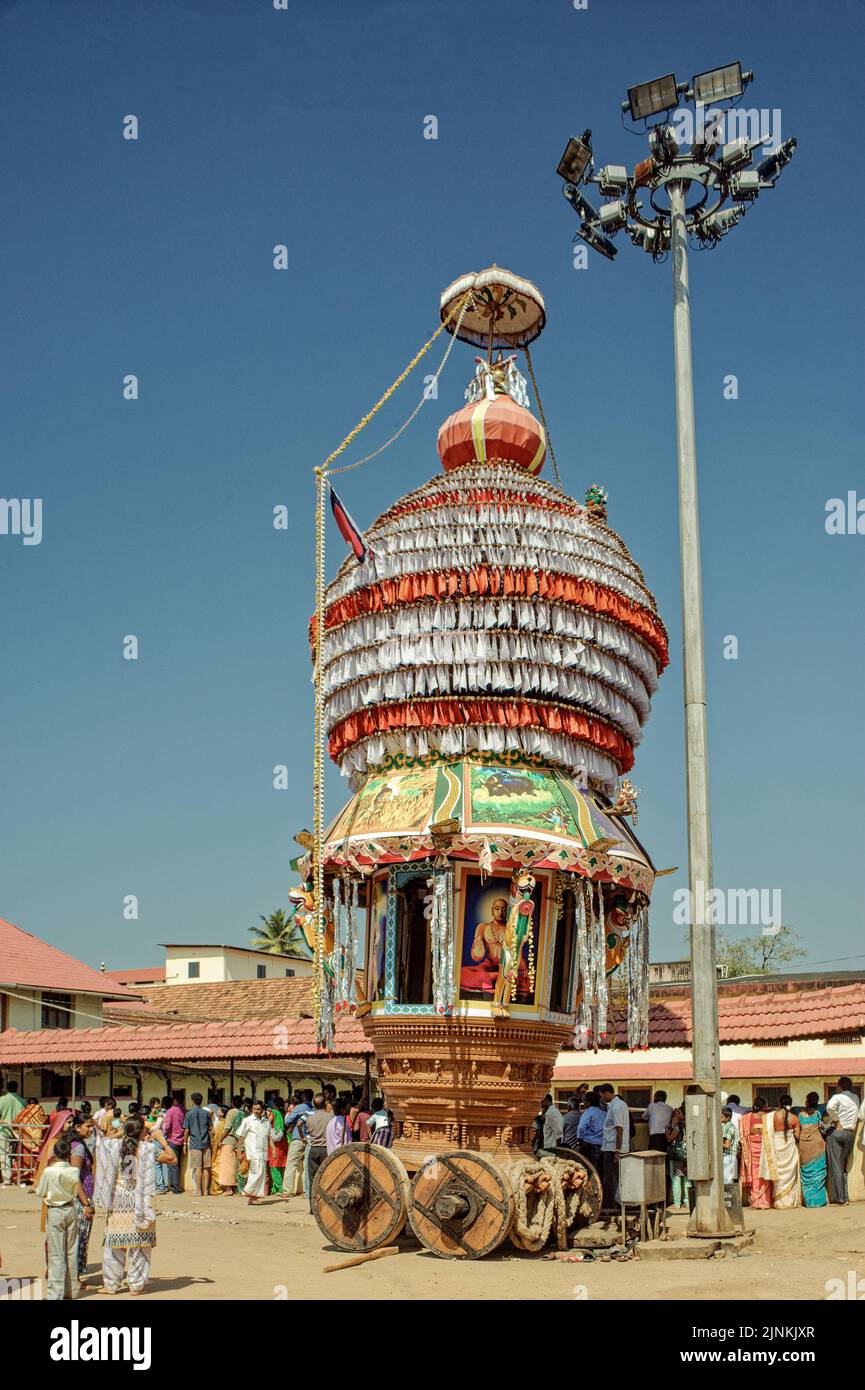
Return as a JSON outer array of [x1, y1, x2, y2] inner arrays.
[[437, 395, 546, 475]]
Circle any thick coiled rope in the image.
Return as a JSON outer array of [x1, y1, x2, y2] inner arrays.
[[505, 1157, 592, 1252]]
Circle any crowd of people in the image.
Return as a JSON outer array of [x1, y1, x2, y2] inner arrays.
[[0, 1079, 392, 1300], [2, 1072, 863, 1296], [532, 1077, 865, 1214]]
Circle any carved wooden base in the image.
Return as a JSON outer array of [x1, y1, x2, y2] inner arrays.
[[363, 1015, 573, 1169]]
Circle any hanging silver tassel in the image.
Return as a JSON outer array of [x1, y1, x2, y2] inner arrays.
[[576, 879, 591, 1041], [347, 879, 359, 1012], [332, 876, 359, 1015], [593, 884, 609, 1048], [637, 903, 650, 1048], [626, 919, 639, 1051], [430, 870, 454, 1015]]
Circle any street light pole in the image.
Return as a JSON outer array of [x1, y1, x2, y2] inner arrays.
[[669, 179, 731, 1236], [558, 64, 796, 1238]]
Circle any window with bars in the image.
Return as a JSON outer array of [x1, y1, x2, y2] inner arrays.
[[620, 1086, 652, 1109], [753, 1084, 790, 1109], [41, 992, 72, 1030]]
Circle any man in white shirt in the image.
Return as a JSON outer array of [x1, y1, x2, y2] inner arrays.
[[540, 1095, 564, 1154], [825, 1077, 861, 1205], [642, 1090, 674, 1152], [599, 1083, 630, 1209]]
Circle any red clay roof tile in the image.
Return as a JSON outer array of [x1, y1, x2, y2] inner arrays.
[[0, 1013, 372, 1065], [609, 982, 865, 1047], [0, 918, 139, 1000]]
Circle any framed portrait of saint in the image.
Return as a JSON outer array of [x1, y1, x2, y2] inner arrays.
[[457, 869, 544, 1007]]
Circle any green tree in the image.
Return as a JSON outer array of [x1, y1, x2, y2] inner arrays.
[[717, 925, 806, 977], [249, 908, 310, 957]]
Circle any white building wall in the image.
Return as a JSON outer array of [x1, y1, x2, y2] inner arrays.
[[164, 946, 313, 984], [2, 989, 103, 1031]]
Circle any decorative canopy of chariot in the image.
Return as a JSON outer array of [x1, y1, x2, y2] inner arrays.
[[324, 759, 655, 894]]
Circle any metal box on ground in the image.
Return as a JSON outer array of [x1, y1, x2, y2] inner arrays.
[[619, 1150, 667, 1205]]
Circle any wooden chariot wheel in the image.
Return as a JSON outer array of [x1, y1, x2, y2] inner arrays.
[[311, 1143, 410, 1252], [408, 1150, 516, 1260], [550, 1145, 603, 1226]]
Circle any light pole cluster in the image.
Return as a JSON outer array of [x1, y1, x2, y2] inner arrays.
[[557, 63, 796, 1239], [558, 62, 796, 261]]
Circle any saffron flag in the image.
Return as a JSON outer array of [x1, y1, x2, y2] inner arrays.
[[329, 485, 367, 562]]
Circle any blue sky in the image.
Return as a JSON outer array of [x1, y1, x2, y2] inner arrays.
[[2, 0, 863, 973]]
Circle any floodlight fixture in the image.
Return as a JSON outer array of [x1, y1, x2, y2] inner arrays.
[[557, 132, 593, 185], [718, 136, 752, 170], [576, 223, 618, 261], [596, 164, 630, 196], [690, 61, 751, 105], [729, 171, 761, 202], [562, 182, 601, 224], [702, 206, 744, 237], [598, 200, 628, 232], [623, 72, 680, 122], [755, 136, 797, 186], [628, 224, 660, 254]]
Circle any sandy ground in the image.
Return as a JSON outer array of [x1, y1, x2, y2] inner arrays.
[[2, 1184, 863, 1302]]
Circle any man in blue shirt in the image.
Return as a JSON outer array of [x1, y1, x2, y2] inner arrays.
[[183, 1092, 213, 1198], [576, 1090, 606, 1172], [283, 1089, 312, 1198]]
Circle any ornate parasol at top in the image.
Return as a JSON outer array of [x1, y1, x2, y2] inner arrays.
[[440, 266, 546, 350]]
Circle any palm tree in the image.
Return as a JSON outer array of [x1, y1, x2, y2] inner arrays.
[[249, 908, 311, 957]]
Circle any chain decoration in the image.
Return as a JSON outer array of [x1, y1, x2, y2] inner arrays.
[[326, 292, 475, 477], [330, 293, 475, 477]]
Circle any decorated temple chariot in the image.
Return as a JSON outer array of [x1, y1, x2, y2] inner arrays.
[[301, 267, 669, 1258]]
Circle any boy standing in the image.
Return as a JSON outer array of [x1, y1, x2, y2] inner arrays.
[[36, 1135, 93, 1300]]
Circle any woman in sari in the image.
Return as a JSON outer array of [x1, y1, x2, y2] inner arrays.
[[12, 1100, 47, 1184], [740, 1098, 773, 1208], [721, 1107, 740, 1184], [761, 1095, 801, 1209], [798, 1093, 828, 1207], [32, 1104, 73, 1186], [215, 1106, 239, 1196], [95, 1116, 176, 1295], [267, 1103, 288, 1195], [665, 1107, 690, 1209], [69, 1111, 96, 1284]]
